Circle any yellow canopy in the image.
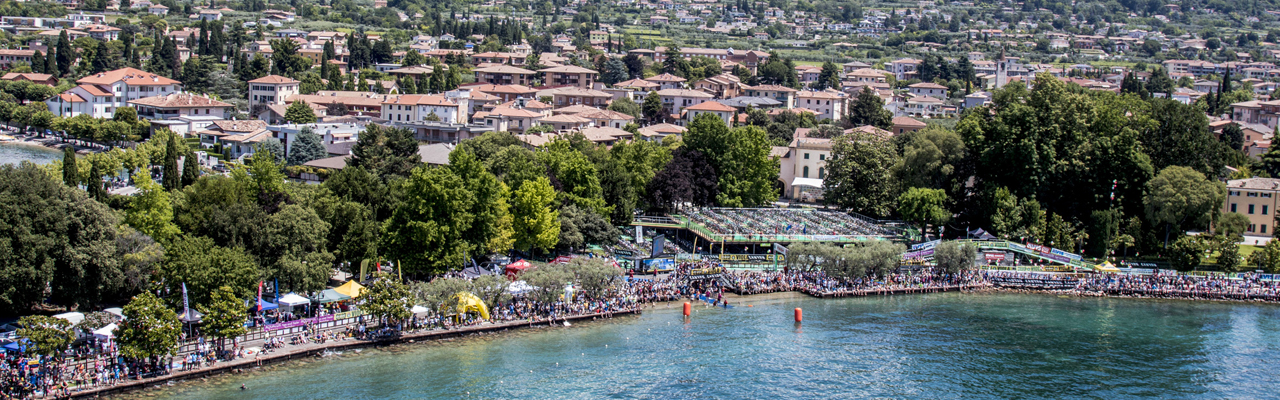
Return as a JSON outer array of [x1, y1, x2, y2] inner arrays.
[[1095, 262, 1120, 273], [452, 292, 490, 320], [334, 280, 366, 298]]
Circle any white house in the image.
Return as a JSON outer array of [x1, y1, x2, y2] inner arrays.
[[247, 75, 300, 110], [47, 67, 182, 119], [380, 94, 469, 124]]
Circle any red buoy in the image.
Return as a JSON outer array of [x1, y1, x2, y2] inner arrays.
[[683, 302, 691, 316], [794, 308, 802, 322]]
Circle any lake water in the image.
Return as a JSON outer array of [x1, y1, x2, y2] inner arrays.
[[0, 142, 62, 166], [127, 292, 1280, 399]]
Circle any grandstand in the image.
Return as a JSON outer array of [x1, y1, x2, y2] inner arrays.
[[646, 208, 897, 245]]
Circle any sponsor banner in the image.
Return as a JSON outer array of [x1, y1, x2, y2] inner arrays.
[[1026, 243, 1050, 253], [613, 249, 634, 257], [265, 314, 335, 331], [911, 239, 941, 251], [675, 253, 700, 261], [643, 258, 675, 271], [1009, 243, 1029, 253], [334, 310, 366, 321], [1050, 248, 1083, 261], [811, 235, 842, 241], [902, 249, 935, 259], [1045, 253, 1070, 263], [773, 243, 789, 255], [983, 253, 1006, 261], [1116, 268, 1154, 275]]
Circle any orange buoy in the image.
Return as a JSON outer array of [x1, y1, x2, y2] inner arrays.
[[683, 302, 691, 316], [794, 308, 802, 322]]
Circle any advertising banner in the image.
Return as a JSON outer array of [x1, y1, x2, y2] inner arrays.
[[265, 314, 335, 331]]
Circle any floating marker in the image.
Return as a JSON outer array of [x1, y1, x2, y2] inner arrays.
[[794, 308, 803, 323], [683, 302, 691, 316]]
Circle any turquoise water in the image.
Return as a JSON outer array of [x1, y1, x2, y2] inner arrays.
[[0, 142, 61, 165], [129, 293, 1280, 399]]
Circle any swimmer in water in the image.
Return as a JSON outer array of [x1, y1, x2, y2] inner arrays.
[[241, 384, 247, 390]]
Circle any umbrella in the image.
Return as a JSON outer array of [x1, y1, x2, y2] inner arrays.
[[92, 323, 117, 339], [250, 300, 278, 312], [277, 293, 311, 307], [2, 340, 28, 353], [313, 289, 351, 304], [103, 308, 125, 319], [178, 308, 204, 323], [52, 312, 84, 325], [334, 280, 366, 298], [410, 305, 429, 314]]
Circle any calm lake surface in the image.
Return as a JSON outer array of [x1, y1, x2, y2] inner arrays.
[[0, 142, 61, 165], [125, 292, 1280, 399]]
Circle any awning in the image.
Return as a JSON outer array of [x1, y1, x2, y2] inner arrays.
[[251, 300, 278, 312], [277, 293, 310, 307], [3, 340, 28, 352], [52, 312, 84, 325], [504, 259, 533, 278], [791, 177, 824, 188], [334, 280, 366, 298], [313, 289, 351, 303], [103, 307, 124, 319], [92, 323, 117, 339]]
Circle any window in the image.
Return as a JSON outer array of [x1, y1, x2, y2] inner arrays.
[[803, 166, 809, 178], [1266, 205, 1270, 215], [1232, 203, 1238, 213], [818, 167, 825, 179], [1249, 192, 1259, 197], [1250, 224, 1257, 232], [804, 153, 810, 159], [819, 154, 826, 161], [1265, 225, 1270, 234], [1249, 204, 1256, 214], [1265, 193, 1274, 198]]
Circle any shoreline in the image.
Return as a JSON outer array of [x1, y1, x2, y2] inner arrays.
[[58, 285, 1280, 399], [68, 309, 642, 399]]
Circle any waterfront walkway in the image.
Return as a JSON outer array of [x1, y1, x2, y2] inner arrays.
[[66, 309, 640, 399]]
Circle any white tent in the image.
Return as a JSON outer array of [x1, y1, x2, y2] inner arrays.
[[410, 305, 429, 314], [92, 323, 117, 339], [507, 281, 534, 295], [52, 312, 84, 325], [103, 308, 125, 319], [277, 293, 310, 307]]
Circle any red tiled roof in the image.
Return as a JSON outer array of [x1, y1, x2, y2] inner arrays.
[[77, 67, 180, 86]]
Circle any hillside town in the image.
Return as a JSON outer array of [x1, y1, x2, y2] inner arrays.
[[4, 0, 1280, 397]]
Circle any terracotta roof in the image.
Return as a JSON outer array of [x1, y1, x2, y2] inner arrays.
[[546, 86, 613, 97], [248, 75, 299, 84], [576, 109, 635, 120], [849, 125, 892, 139], [496, 99, 552, 110], [55, 93, 86, 103], [540, 114, 592, 123], [637, 123, 686, 136], [747, 84, 798, 92], [1, 73, 54, 82], [615, 78, 659, 89], [210, 120, 268, 132], [656, 89, 714, 98], [467, 84, 538, 95], [382, 95, 457, 107], [487, 106, 545, 118], [538, 65, 598, 74], [1226, 178, 1280, 190], [892, 116, 927, 128], [551, 104, 603, 114], [684, 101, 736, 112], [646, 73, 687, 82], [76, 84, 113, 97], [77, 67, 180, 86], [128, 93, 232, 108], [0, 49, 34, 57], [288, 94, 386, 108], [474, 65, 537, 74], [908, 82, 948, 89], [796, 90, 844, 99], [579, 126, 633, 142]]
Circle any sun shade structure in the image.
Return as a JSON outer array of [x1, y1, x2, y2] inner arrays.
[[277, 293, 311, 307], [334, 280, 366, 298], [453, 292, 490, 320], [313, 289, 351, 303]]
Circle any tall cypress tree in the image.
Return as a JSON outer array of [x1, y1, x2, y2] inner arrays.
[[45, 47, 58, 77], [56, 30, 74, 77], [162, 133, 181, 191], [181, 151, 199, 188], [62, 147, 78, 188], [31, 50, 45, 74], [121, 34, 134, 68], [87, 164, 106, 201]]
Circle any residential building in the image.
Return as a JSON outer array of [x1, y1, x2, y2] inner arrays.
[[247, 75, 300, 110], [683, 101, 736, 126], [47, 67, 182, 118], [891, 116, 927, 136], [542, 86, 613, 107], [692, 73, 743, 98], [889, 58, 921, 80], [128, 92, 233, 120], [267, 122, 363, 158], [539, 65, 598, 89], [908, 82, 949, 98], [743, 85, 797, 108], [1224, 178, 1280, 242], [796, 90, 846, 121], [380, 93, 469, 124], [655, 88, 714, 116], [646, 73, 687, 90], [473, 65, 537, 86], [0, 49, 35, 69], [0, 72, 57, 86]]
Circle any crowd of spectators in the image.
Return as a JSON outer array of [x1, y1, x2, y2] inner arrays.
[[685, 208, 889, 238]]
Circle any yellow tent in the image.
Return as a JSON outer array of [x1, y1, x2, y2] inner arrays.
[[452, 292, 490, 320], [1095, 262, 1120, 273], [334, 280, 366, 298]]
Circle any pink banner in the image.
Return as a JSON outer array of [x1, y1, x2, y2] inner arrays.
[[264, 314, 335, 331]]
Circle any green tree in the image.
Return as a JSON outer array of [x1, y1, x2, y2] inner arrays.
[[608, 97, 642, 119], [162, 131, 181, 191], [61, 146, 77, 187], [1168, 234, 1205, 271], [450, 149, 514, 255], [893, 126, 967, 191], [126, 172, 181, 242], [284, 100, 317, 124], [898, 187, 950, 237], [198, 285, 247, 353], [117, 291, 180, 364], [684, 113, 778, 207], [933, 241, 977, 273], [16, 315, 74, 358], [349, 124, 421, 179], [181, 151, 199, 188], [1247, 239, 1280, 273], [642, 91, 664, 122], [824, 131, 900, 216], [286, 127, 327, 166], [158, 235, 261, 307], [383, 165, 474, 274], [511, 177, 561, 253], [361, 273, 413, 327], [814, 61, 841, 91], [1217, 212, 1249, 239], [538, 140, 610, 216], [847, 87, 892, 130], [1144, 166, 1226, 247]]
